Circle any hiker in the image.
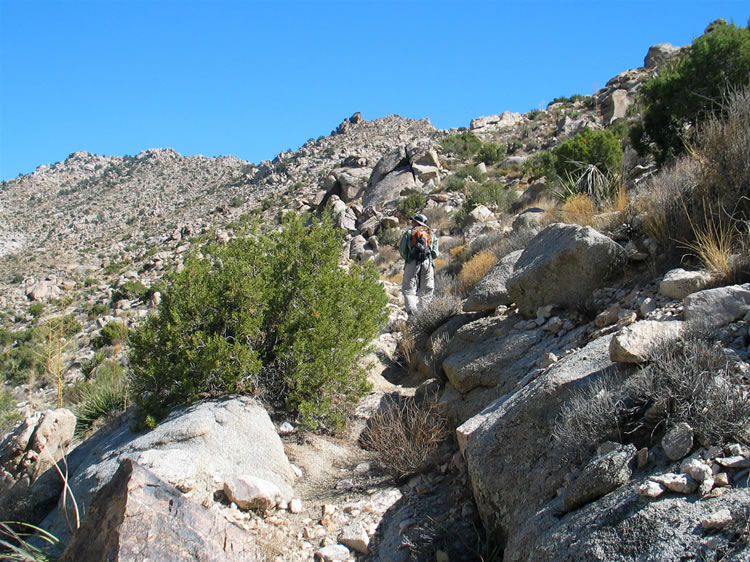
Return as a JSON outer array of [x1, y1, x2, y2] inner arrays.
[[399, 213, 440, 316]]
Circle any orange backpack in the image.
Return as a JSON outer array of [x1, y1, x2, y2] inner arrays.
[[409, 226, 432, 262]]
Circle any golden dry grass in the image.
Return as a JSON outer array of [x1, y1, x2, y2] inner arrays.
[[433, 257, 449, 271], [455, 250, 498, 296], [383, 272, 403, 285], [560, 194, 595, 226], [683, 205, 739, 283], [449, 244, 466, 258]]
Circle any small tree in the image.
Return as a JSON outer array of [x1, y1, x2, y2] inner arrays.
[[631, 21, 750, 163]]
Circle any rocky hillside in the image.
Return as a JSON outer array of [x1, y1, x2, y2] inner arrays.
[[2, 21, 750, 561]]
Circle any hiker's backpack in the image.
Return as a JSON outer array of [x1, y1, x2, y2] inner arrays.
[[409, 226, 432, 263]]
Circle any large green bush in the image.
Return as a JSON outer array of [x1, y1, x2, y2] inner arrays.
[[440, 132, 482, 158], [552, 127, 623, 180], [128, 214, 389, 429], [631, 21, 750, 163]]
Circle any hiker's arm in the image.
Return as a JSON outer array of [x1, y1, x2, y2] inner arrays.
[[431, 232, 439, 259]]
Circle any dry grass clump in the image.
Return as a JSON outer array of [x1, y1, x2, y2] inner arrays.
[[423, 206, 453, 232], [682, 206, 741, 283], [635, 326, 750, 446], [692, 87, 750, 222], [560, 193, 595, 226], [554, 327, 750, 464], [553, 373, 628, 463], [360, 396, 449, 480], [408, 295, 463, 343], [629, 156, 699, 249], [455, 250, 498, 297]]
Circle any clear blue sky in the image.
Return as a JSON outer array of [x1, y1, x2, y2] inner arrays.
[[0, 0, 747, 180]]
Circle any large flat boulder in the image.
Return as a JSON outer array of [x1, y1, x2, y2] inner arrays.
[[464, 250, 523, 312], [60, 459, 261, 561], [506, 223, 627, 317], [463, 335, 634, 548], [509, 479, 750, 561], [43, 397, 294, 543]]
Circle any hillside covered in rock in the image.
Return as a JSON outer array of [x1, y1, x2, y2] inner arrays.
[[1, 18, 750, 562]]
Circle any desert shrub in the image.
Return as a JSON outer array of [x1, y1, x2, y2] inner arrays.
[[553, 375, 628, 463], [360, 396, 449, 480], [73, 360, 128, 436], [407, 295, 462, 345], [553, 127, 623, 182], [630, 156, 698, 249], [455, 164, 487, 182], [459, 181, 518, 220], [691, 86, 750, 222], [560, 194, 595, 226], [554, 327, 750, 464], [28, 303, 44, 318], [95, 321, 128, 349], [441, 175, 465, 192], [0, 387, 21, 433], [423, 206, 452, 232], [128, 213, 389, 430], [476, 142, 505, 166], [398, 193, 428, 219], [87, 303, 109, 317], [522, 150, 557, 181], [378, 226, 403, 248], [528, 109, 545, 121], [632, 21, 750, 163], [103, 258, 132, 276], [111, 280, 149, 303], [433, 270, 456, 297], [634, 327, 750, 446], [440, 132, 482, 158], [455, 250, 498, 297]]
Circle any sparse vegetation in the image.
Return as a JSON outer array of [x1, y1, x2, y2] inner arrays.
[[360, 396, 449, 480], [555, 327, 750, 464]]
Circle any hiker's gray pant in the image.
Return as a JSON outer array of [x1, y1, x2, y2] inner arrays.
[[402, 259, 434, 315]]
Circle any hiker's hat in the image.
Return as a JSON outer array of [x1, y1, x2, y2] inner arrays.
[[411, 213, 429, 227]]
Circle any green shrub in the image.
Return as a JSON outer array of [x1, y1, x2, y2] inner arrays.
[[88, 302, 110, 317], [527, 109, 545, 121], [229, 196, 244, 208], [95, 321, 128, 348], [378, 226, 403, 248], [0, 387, 21, 433], [441, 175, 466, 192], [552, 127, 623, 181], [440, 132, 482, 158], [455, 165, 487, 182], [111, 280, 149, 303], [398, 193, 428, 219], [104, 259, 132, 276], [522, 150, 557, 181], [28, 303, 44, 318], [128, 213, 389, 430], [632, 21, 750, 163], [456, 181, 518, 224], [476, 142, 505, 166]]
